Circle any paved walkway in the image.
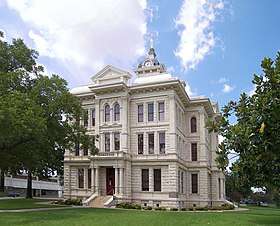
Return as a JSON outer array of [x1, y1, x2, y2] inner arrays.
[[0, 206, 249, 213]]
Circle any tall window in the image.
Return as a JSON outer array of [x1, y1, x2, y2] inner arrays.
[[148, 103, 154, 121], [154, 169, 161, 191], [83, 143, 88, 156], [142, 169, 149, 191], [191, 174, 198, 193], [159, 132, 165, 154], [148, 133, 154, 154], [138, 104, 143, 122], [75, 140, 80, 156], [91, 109, 95, 126], [104, 104, 110, 122], [84, 110, 88, 127], [138, 134, 144, 154], [191, 117, 197, 133], [114, 103, 120, 121], [114, 133, 120, 151], [78, 169, 84, 188], [158, 102, 165, 121], [105, 133, 110, 152], [191, 143, 198, 161], [88, 169, 91, 189]]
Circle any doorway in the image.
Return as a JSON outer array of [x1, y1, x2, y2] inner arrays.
[[106, 168, 115, 195]]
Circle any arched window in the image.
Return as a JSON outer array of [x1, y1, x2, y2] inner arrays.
[[190, 117, 197, 133], [114, 103, 120, 121], [104, 104, 110, 122]]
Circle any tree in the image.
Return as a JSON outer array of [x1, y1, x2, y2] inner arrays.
[[207, 52, 280, 194], [0, 32, 98, 197], [225, 172, 252, 202]]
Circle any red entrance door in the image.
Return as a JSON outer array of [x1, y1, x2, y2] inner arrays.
[[106, 168, 115, 195]]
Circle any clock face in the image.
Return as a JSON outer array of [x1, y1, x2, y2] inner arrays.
[[144, 61, 151, 67]]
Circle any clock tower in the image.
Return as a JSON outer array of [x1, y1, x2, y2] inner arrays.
[[134, 39, 166, 77]]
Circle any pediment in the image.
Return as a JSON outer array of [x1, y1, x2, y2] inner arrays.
[[91, 65, 132, 85]]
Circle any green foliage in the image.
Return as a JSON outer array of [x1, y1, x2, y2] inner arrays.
[[207, 52, 280, 190], [225, 172, 252, 202], [0, 35, 98, 194], [170, 208, 178, 211], [119, 201, 134, 209], [62, 198, 82, 206], [143, 206, 153, 210]]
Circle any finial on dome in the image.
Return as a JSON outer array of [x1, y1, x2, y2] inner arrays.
[[150, 35, 154, 49]]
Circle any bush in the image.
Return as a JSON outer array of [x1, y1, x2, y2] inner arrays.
[[119, 202, 134, 209], [135, 204, 141, 210], [143, 206, 153, 210], [62, 198, 82, 206], [221, 203, 234, 210], [170, 208, 178, 211], [181, 207, 187, 211], [196, 207, 205, 211]]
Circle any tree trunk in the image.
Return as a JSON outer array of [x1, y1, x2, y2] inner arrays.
[[0, 169, 4, 192], [26, 171, 33, 198]]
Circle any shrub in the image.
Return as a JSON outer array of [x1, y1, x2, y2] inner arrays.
[[143, 206, 153, 210], [135, 204, 141, 210], [170, 208, 178, 211], [181, 207, 187, 211], [221, 203, 234, 210], [119, 202, 134, 209], [62, 198, 82, 206]]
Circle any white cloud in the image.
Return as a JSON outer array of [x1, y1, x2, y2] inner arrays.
[[185, 82, 197, 97], [6, 0, 148, 85], [167, 66, 175, 73], [218, 77, 228, 83], [174, 0, 225, 72], [222, 83, 234, 93], [246, 85, 256, 97]]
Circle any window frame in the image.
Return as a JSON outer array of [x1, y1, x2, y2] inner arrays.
[[141, 169, 149, 191], [138, 104, 144, 122], [159, 132, 165, 154], [78, 168, 84, 189], [154, 169, 161, 192], [138, 133, 144, 154], [148, 103, 154, 122], [158, 102, 165, 121], [191, 143, 198, 161], [114, 133, 120, 151], [104, 133, 110, 152], [91, 108, 95, 126], [148, 133, 154, 154], [104, 104, 110, 122], [190, 117, 197, 133], [191, 173, 198, 194], [114, 103, 120, 121]]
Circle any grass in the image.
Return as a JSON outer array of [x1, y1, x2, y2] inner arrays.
[[0, 203, 279, 226], [0, 198, 67, 210]]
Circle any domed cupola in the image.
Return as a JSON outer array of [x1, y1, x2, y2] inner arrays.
[[134, 38, 166, 77]]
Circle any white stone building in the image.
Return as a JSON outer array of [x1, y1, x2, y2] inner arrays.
[[63, 47, 225, 208]]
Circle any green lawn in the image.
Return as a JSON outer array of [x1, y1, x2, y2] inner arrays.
[[0, 205, 279, 226], [0, 198, 66, 210]]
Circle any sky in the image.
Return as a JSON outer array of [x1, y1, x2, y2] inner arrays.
[[1, 0, 280, 110]]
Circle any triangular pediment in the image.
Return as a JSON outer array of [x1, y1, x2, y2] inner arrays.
[[91, 65, 132, 85]]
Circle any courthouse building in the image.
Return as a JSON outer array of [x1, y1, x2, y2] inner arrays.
[[63, 46, 226, 208]]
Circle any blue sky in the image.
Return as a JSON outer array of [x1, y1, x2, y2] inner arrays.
[[1, 0, 279, 109]]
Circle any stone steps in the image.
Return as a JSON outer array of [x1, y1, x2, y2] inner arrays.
[[90, 195, 112, 207]]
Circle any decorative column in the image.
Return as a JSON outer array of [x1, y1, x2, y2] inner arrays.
[[95, 167, 99, 195], [91, 168, 95, 192], [168, 94, 176, 153], [95, 98, 100, 150], [119, 168, 124, 195], [110, 132, 114, 152], [121, 96, 129, 152], [115, 168, 119, 195]]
